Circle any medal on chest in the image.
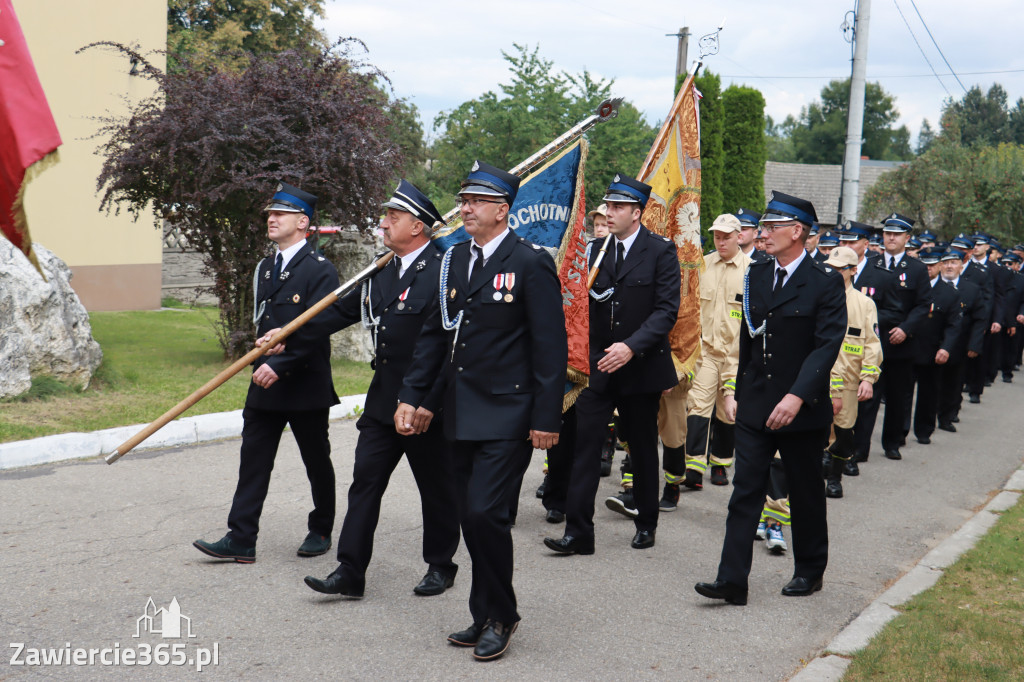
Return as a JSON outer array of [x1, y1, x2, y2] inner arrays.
[[397, 287, 410, 310], [493, 273, 516, 302]]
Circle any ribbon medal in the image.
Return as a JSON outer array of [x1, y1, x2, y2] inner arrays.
[[493, 273, 505, 301], [504, 273, 516, 302], [397, 287, 410, 310]]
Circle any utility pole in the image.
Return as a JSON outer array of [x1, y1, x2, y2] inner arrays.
[[839, 0, 870, 224], [666, 27, 690, 81]]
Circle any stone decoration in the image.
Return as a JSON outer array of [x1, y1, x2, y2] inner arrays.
[[0, 241, 103, 398]]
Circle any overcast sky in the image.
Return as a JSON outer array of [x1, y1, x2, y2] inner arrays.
[[320, 0, 1024, 149]]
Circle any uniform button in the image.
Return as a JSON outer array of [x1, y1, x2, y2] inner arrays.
[[768, 312, 773, 318], [615, 322, 620, 326], [384, 308, 389, 313], [381, 342, 387, 348], [459, 343, 466, 348], [457, 367, 464, 372], [382, 359, 388, 365], [768, 333, 773, 338], [767, 374, 773, 380], [767, 353, 772, 359], [467, 297, 473, 303], [381, 326, 387, 331], [514, 384, 520, 389]]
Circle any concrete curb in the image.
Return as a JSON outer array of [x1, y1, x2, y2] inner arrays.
[[790, 474, 1024, 679], [0, 394, 366, 470]]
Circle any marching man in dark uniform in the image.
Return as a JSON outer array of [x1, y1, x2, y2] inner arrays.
[[910, 247, 962, 445], [695, 191, 846, 605], [873, 213, 932, 461], [194, 182, 340, 563], [544, 174, 679, 554], [395, 161, 567, 661], [291, 180, 461, 599], [937, 246, 986, 430]]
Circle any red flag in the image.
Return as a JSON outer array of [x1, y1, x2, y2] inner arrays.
[[0, 0, 62, 277]]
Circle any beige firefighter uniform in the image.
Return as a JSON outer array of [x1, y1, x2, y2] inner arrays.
[[829, 284, 882, 429]]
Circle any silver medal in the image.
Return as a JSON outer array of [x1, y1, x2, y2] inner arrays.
[[493, 291, 502, 301]]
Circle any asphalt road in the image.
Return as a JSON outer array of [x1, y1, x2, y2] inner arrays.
[[2, 380, 1023, 680]]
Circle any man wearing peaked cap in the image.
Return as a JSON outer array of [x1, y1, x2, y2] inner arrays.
[[958, 231, 1005, 401], [546, 171, 680, 555], [396, 160, 566, 661], [936, 248, 986, 430], [868, 211, 932, 461], [817, 231, 839, 257], [997, 251, 1024, 383], [736, 208, 768, 262], [293, 179, 461, 601], [909, 247, 962, 446], [193, 181, 341, 565], [806, 223, 826, 262], [839, 221, 903, 476], [696, 190, 846, 605]]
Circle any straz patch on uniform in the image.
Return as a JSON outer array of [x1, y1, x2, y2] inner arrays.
[[292, 293, 301, 303], [843, 342, 864, 355], [729, 309, 742, 319]]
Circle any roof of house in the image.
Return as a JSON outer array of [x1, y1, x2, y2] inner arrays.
[[763, 160, 906, 227]]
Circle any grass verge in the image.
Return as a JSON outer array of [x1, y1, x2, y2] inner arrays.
[[843, 495, 1024, 681], [0, 306, 373, 443]]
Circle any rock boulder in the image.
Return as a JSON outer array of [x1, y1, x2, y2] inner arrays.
[[0, 241, 103, 398]]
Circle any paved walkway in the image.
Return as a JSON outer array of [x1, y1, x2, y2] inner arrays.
[[2, 382, 1022, 680]]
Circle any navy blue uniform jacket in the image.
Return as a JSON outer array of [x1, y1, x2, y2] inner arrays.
[[248, 242, 340, 411], [735, 255, 846, 432], [587, 225, 680, 395], [400, 233, 568, 441]]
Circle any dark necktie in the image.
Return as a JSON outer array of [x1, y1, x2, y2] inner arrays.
[[272, 253, 283, 281], [470, 245, 484, 281], [887, 255, 895, 271], [614, 242, 625, 279], [773, 267, 787, 296]]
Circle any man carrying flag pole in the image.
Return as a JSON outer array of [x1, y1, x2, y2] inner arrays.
[[0, 0, 62, 277]]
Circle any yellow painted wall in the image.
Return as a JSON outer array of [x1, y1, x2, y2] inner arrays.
[[15, 0, 165, 309]]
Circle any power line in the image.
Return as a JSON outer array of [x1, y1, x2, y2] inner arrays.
[[718, 68, 1024, 80], [908, 0, 968, 94], [891, 0, 951, 97]]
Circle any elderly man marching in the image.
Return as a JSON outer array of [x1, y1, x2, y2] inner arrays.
[[663, 214, 750, 508], [822, 246, 881, 499]]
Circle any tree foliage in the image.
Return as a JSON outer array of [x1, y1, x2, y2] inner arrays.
[[87, 42, 407, 357], [767, 79, 912, 164], [721, 85, 767, 214], [932, 84, 1024, 149], [862, 140, 1024, 242], [429, 44, 658, 214], [167, 0, 327, 72]]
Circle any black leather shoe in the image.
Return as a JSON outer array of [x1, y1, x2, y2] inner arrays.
[[843, 459, 860, 476], [535, 474, 548, 499], [825, 479, 843, 498], [916, 436, 931, 445], [193, 536, 255, 563], [1003, 375, 1012, 383], [543, 535, 595, 555], [297, 532, 331, 557], [472, 620, 518, 661], [545, 509, 565, 524], [938, 422, 957, 433], [694, 580, 747, 605], [447, 622, 485, 647], [969, 394, 981, 404], [631, 529, 656, 549], [303, 571, 364, 598], [413, 570, 454, 596], [884, 449, 902, 460], [782, 576, 823, 596], [952, 415, 960, 423]]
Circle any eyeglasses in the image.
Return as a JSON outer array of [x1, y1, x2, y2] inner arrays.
[[759, 221, 801, 233], [455, 197, 506, 209]]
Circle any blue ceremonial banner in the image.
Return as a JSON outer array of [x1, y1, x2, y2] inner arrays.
[[431, 142, 585, 251]]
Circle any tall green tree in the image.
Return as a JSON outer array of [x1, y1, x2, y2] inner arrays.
[[167, 0, 327, 72], [722, 85, 767, 213], [765, 114, 798, 163], [784, 79, 912, 164], [430, 44, 657, 214]]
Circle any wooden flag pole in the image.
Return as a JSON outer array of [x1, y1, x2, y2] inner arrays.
[[104, 251, 395, 464]]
